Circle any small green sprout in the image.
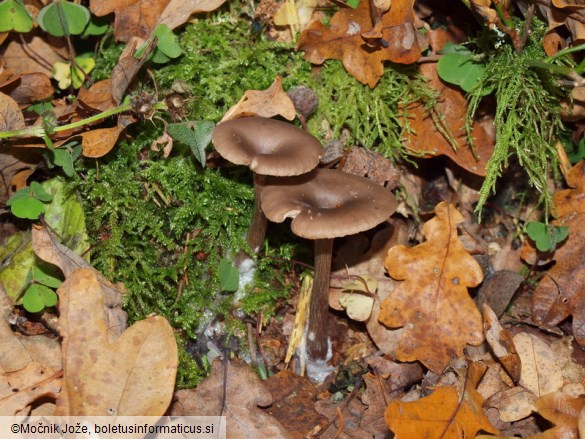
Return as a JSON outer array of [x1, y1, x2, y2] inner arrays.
[[166, 121, 215, 167], [135, 24, 183, 64], [525, 221, 569, 252], [7, 182, 53, 220], [437, 44, 491, 94], [22, 265, 62, 313]]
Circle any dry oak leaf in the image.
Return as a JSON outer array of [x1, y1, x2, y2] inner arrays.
[[77, 79, 117, 113], [31, 226, 128, 340], [478, 392, 585, 439], [483, 304, 521, 383], [513, 332, 563, 398], [90, 0, 227, 42], [2, 34, 68, 76], [528, 161, 585, 346], [532, 392, 585, 439], [297, 0, 422, 87], [402, 63, 494, 176], [0, 362, 61, 416], [379, 202, 484, 373], [170, 359, 290, 438], [0, 287, 61, 416], [221, 76, 296, 122], [385, 384, 498, 438], [0, 72, 53, 108], [77, 124, 127, 158], [55, 269, 177, 416], [532, 0, 585, 55], [0, 92, 25, 132]]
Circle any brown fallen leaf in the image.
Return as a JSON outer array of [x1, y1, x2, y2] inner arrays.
[[298, 0, 422, 87], [77, 124, 127, 158], [478, 392, 585, 439], [221, 76, 296, 122], [90, 0, 227, 42], [526, 162, 585, 346], [340, 146, 401, 188], [402, 63, 494, 176], [530, 0, 585, 55], [483, 304, 521, 383], [55, 268, 177, 416], [513, 332, 563, 398], [385, 381, 498, 438], [170, 359, 290, 438], [1, 362, 61, 416], [0, 72, 53, 107], [262, 369, 327, 437], [533, 392, 585, 438], [77, 79, 118, 113], [484, 386, 537, 423], [110, 38, 157, 104], [379, 202, 484, 373], [0, 286, 61, 416], [0, 92, 25, 132], [2, 34, 68, 76]]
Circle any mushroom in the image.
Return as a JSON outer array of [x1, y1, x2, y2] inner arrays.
[[211, 117, 323, 257], [260, 168, 397, 363]]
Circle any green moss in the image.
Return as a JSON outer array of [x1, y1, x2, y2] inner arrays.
[[308, 61, 422, 160], [467, 20, 566, 219], [155, 13, 313, 121]]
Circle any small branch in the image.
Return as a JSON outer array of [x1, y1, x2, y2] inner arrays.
[[517, 4, 535, 54]]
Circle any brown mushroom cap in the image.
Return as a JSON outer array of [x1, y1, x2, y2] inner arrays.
[[260, 168, 397, 239], [211, 117, 323, 176]]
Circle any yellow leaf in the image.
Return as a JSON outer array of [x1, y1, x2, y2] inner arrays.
[[52, 61, 72, 89]]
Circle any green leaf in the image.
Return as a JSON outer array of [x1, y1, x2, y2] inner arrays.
[[346, 0, 359, 8], [218, 258, 239, 292], [0, 178, 88, 302], [154, 24, 182, 59], [71, 55, 95, 89], [22, 284, 57, 313], [437, 52, 489, 94], [82, 14, 108, 36], [52, 143, 82, 176], [9, 197, 45, 220], [6, 187, 30, 205], [37, 0, 90, 37], [167, 121, 215, 166], [0, 0, 33, 32], [32, 264, 62, 288], [30, 181, 53, 202], [136, 24, 182, 64], [525, 221, 569, 252]]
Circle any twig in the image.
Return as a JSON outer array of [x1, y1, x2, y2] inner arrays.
[[517, 4, 535, 54]]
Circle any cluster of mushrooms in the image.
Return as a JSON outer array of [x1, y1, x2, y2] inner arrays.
[[211, 117, 397, 366]]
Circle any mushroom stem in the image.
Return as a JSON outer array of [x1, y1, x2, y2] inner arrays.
[[244, 174, 268, 254], [306, 237, 334, 361]]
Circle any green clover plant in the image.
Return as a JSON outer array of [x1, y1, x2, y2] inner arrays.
[[525, 221, 569, 252], [7, 182, 53, 220]]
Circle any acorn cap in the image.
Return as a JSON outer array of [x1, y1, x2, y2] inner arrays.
[[211, 117, 323, 176], [260, 168, 397, 239]]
